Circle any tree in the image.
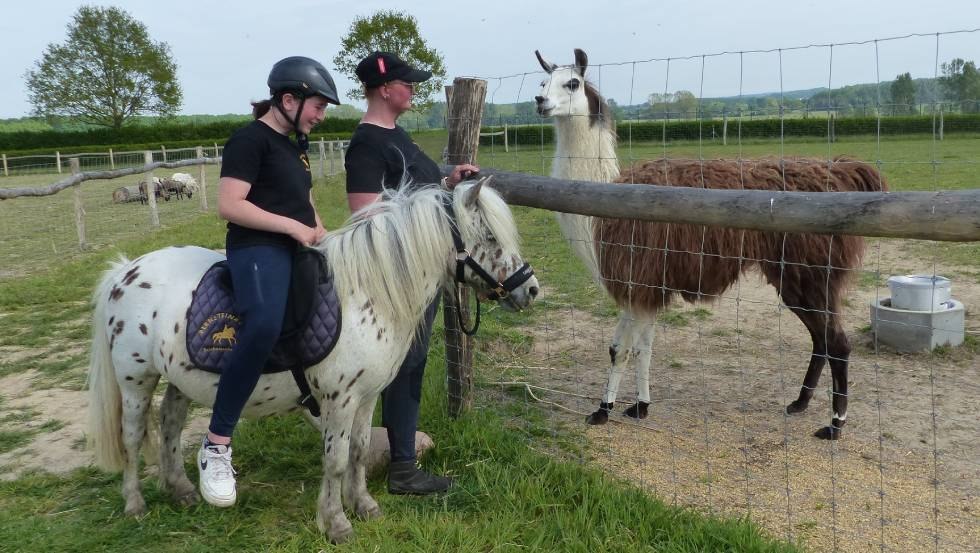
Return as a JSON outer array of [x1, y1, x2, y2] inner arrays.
[[938, 58, 980, 113], [891, 72, 916, 114], [333, 10, 446, 109], [24, 6, 181, 130]]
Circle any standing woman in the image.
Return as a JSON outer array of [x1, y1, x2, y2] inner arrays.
[[345, 51, 478, 495], [198, 56, 340, 507]]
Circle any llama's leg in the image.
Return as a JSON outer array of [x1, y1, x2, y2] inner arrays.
[[781, 280, 850, 440], [119, 375, 159, 516], [623, 318, 655, 419], [158, 384, 197, 506], [587, 312, 634, 425], [317, 407, 356, 543], [343, 396, 381, 521], [785, 334, 828, 415], [814, 318, 850, 441]]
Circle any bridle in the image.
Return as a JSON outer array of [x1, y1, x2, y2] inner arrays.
[[443, 195, 535, 335]]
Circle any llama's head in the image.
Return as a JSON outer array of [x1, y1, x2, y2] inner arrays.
[[534, 48, 610, 128]]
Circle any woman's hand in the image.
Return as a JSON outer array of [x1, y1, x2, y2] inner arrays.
[[288, 221, 319, 246], [313, 221, 327, 244], [446, 164, 480, 188]]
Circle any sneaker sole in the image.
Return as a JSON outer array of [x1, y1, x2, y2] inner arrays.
[[200, 488, 237, 507]]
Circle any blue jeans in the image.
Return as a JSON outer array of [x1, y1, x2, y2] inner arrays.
[[381, 297, 440, 463], [209, 245, 293, 437]]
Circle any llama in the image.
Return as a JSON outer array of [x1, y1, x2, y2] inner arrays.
[[534, 48, 887, 440]]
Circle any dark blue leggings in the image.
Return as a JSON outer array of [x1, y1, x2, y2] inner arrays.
[[381, 297, 440, 463], [209, 245, 292, 437]]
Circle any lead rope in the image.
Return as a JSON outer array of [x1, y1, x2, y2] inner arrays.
[[455, 283, 482, 336]]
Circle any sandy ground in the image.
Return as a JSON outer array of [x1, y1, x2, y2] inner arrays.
[[515, 240, 979, 552], [0, 367, 431, 483]]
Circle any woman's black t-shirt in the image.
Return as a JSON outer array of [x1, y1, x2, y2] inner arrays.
[[220, 120, 314, 250], [344, 123, 442, 194]]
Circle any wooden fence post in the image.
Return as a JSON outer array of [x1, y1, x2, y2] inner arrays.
[[504, 123, 509, 152], [317, 138, 325, 178], [443, 77, 487, 418], [214, 143, 219, 157], [196, 146, 208, 211], [108, 148, 115, 170], [56, 151, 62, 174], [939, 106, 944, 141], [70, 158, 86, 250], [161, 145, 167, 162], [722, 114, 728, 146], [2, 154, 7, 177], [144, 151, 160, 227]]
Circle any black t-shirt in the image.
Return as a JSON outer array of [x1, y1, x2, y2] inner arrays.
[[344, 123, 442, 194], [220, 120, 314, 249]]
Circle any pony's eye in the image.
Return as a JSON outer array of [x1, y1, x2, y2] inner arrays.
[[565, 79, 580, 92]]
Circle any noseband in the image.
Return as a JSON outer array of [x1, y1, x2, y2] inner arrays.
[[444, 195, 535, 335]]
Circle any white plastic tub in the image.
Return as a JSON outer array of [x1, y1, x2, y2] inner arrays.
[[886, 274, 951, 311]]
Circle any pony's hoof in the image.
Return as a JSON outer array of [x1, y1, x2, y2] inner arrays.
[[813, 426, 841, 440], [328, 524, 354, 544], [785, 400, 809, 415], [585, 409, 609, 425], [356, 502, 382, 521], [174, 489, 199, 507], [124, 497, 147, 517], [623, 401, 649, 419]]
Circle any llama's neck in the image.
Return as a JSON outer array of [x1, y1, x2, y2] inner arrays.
[[551, 116, 619, 183]]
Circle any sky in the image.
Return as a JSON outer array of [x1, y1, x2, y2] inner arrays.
[[0, 0, 977, 118]]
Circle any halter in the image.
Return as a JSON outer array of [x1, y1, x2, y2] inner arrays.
[[443, 194, 535, 335]]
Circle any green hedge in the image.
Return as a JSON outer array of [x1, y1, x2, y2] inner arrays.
[[480, 114, 980, 146], [0, 118, 360, 153]]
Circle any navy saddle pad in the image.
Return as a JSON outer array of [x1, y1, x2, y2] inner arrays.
[[186, 248, 342, 374]]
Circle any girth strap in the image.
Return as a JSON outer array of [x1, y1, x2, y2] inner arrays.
[[290, 367, 321, 418]]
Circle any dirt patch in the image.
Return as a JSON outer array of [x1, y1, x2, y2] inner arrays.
[[0, 370, 210, 481], [519, 239, 978, 553]]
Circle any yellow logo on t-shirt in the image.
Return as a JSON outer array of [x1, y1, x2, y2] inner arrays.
[[300, 153, 311, 173]]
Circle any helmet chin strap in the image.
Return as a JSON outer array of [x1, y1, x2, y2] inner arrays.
[[274, 94, 310, 151]]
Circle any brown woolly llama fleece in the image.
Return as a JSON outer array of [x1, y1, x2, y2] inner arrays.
[[595, 156, 888, 315]]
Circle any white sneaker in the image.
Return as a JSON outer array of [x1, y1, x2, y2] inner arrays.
[[197, 442, 237, 507]]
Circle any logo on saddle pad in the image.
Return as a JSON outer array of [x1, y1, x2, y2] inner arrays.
[[196, 314, 241, 351], [185, 255, 342, 375]]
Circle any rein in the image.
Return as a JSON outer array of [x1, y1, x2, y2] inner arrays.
[[442, 194, 534, 335]]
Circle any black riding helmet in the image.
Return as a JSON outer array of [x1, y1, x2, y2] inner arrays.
[[267, 56, 340, 150]]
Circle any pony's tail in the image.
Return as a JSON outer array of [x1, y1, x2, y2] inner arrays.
[[86, 257, 129, 472]]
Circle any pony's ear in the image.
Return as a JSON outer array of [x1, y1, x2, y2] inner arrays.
[[463, 176, 489, 208], [573, 48, 588, 77], [535, 50, 556, 74]]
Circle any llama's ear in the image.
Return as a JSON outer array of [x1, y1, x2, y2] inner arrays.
[[535, 50, 556, 74], [462, 177, 488, 208], [573, 49, 589, 76]]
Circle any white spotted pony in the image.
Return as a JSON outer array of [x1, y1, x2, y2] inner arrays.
[[87, 179, 539, 543]]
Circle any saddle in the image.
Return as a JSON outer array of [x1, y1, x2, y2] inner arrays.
[[185, 248, 342, 416]]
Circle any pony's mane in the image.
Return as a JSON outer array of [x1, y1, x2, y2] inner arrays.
[[318, 182, 519, 332]]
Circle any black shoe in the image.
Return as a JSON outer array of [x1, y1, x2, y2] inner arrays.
[[387, 460, 452, 495]]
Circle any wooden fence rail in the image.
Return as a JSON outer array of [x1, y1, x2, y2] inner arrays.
[[0, 157, 221, 200], [475, 168, 980, 242]]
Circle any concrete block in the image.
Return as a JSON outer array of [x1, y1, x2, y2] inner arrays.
[[870, 297, 965, 353]]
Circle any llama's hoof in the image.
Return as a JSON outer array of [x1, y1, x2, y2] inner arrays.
[[623, 401, 649, 419], [785, 400, 809, 415], [319, 514, 354, 544], [586, 409, 609, 425], [813, 425, 841, 440]]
